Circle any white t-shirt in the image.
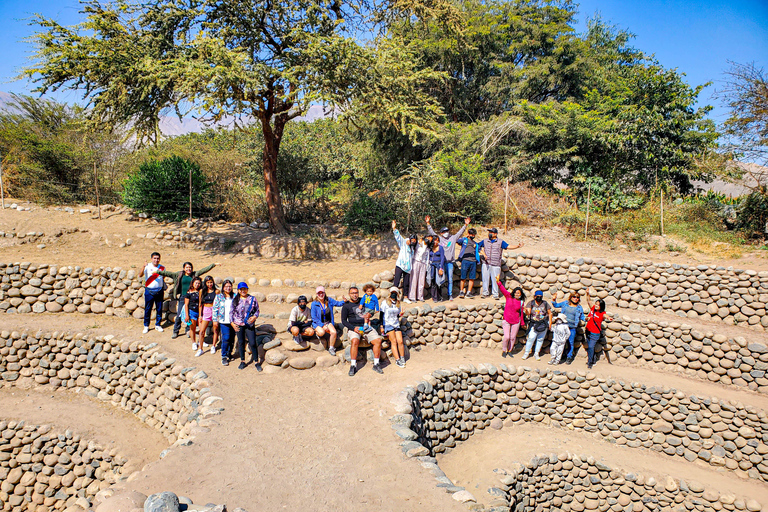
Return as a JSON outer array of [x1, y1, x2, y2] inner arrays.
[[144, 263, 164, 290], [223, 297, 233, 324]]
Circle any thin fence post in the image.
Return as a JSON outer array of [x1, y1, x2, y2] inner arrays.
[[660, 188, 665, 236], [94, 161, 101, 220], [584, 182, 591, 241], [0, 155, 5, 209], [188, 167, 193, 221], [504, 176, 509, 234]]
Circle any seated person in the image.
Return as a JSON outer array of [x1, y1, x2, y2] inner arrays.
[[288, 295, 314, 344], [360, 283, 380, 332]]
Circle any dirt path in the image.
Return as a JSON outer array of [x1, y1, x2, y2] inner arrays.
[[0, 387, 167, 477], [437, 423, 768, 503]]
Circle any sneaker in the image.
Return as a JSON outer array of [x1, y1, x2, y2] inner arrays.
[[466, 293, 474, 299], [255, 363, 263, 372], [329, 346, 337, 356], [548, 359, 556, 365], [449, 296, 454, 301], [192, 343, 198, 351], [210, 345, 216, 354], [348, 365, 357, 377], [195, 349, 203, 357], [403, 298, 412, 304], [372, 363, 383, 374], [400, 357, 406, 368], [535, 355, 541, 361], [203, 342, 211, 349], [238, 362, 246, 370], [459, 291, 465, 299], [155, 325, 164, 332], [142, 326, 149, 334], [493, 296, 500, 300], [587, 363, 593, 370], [171, 332, 179, 339], [293, 335, 302, 345], [565, 357, 574, 365], [222, 359, 229, 366], [522, 352, 530, 360], [396, 358, 405, 368]]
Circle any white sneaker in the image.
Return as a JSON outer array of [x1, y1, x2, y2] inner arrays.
[[155, 325, 164, 332], [535, 355, 541, 361], [192, 343, 198, 351], [142, 326, 149, 334], [522, 352, 530, 360], [195, 349, 203, 357], [203, 342, 211, 348], [293, 335, 302, 345], [403, 298, 412, 304], [210, 345, 216, 354]]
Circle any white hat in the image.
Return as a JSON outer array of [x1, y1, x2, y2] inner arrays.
[[556, 313, 567, 323], [389, 287, 400, 295]]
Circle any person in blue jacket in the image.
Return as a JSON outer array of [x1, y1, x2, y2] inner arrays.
[[552, 291, 586, 364], [456, 228, 480, 299], [311, 286, 347, 356]]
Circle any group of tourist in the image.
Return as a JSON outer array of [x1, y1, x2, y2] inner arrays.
[[139, 215, 612, 375], [392, 217, 524, 303]]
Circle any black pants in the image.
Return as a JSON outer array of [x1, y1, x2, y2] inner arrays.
[[393, 266, 411, 297], [429, 265, 442, 301], [172, 298, 190, 336], [237, 324, 258, 363]]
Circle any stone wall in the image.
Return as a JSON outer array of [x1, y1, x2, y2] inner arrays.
[[497, 453, 764, 512], [390, 364, 767, 511], [0, 330, 221, 444], [0, 421, 127, 512], [395, 364, 768, 483]]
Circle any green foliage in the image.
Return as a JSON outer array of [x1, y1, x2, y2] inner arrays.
[[342, 193, 394, 234], [122, 156, 211, 221], [0, 94, 124, 204], [682, 190, 740, 206], [736, 187, 768, 238]]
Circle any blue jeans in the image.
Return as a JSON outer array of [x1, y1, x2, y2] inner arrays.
[[566, 327, 578, 359], [143, 288, 164, 327], [445, 262, 454, 297], [587, 331, 601, 365], [220, 323, 233, 360], [525, 327, 548, 356]]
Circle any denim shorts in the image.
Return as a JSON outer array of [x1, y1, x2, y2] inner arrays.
[[460, 259, 477, 280], [384, 325, 402, 334]]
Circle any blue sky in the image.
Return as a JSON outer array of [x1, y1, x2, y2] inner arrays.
[[1, 0, 767, 124]]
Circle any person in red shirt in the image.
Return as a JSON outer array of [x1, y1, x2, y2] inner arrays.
[[585, 289, 613, 369]]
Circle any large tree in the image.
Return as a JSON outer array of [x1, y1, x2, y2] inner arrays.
[[26, 0, 451, 233]]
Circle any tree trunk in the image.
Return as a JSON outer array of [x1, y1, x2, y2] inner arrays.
[[261, 116, 290, 235]]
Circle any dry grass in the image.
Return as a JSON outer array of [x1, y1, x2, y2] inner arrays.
[[488, 181, 566, 227]]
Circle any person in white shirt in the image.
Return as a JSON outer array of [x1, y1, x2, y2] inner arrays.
[[141, 252, 166, 334], [212, 280, 236, 365]]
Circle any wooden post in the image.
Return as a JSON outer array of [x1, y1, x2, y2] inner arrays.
[[94, 161, 101, 220], [406, 180, 414, 232], [584, 182, 591, 240], [188, 167, 193, 221], [0, 155, 5, 209], [660, 188, 665, 236], [504, 176, 509, 234]]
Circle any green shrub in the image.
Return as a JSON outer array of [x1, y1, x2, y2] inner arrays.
[[342, 192, 393, 234], [736, 187, 768, 238], [122, 156, 211, 221]]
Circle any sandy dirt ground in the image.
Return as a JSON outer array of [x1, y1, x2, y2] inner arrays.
[[2, 204, 768, 510]]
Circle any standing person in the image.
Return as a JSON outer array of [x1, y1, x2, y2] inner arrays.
[[311, 286, 346, 356], [231, 282, 261, 371], [381, 287, 406, 368], [391, 220, 416, 303], [549, 313, 571, 365], [552, 291, 586, 365], [289, 296, 315, 344], [426, 216, 470, 301], [341, 286, 384, 376], [427, 237, 446, 302], [158, 261, 218, 339], [523, 290, 552, 360], [184, 277, 203, 351], [496, 277, 526, 357], [477, 228, 523, 300], [457, 228, 480, 298], [408, 235, 430, 302], [584, 290, 613, 369], [197, 276, 218, 356], [212, 280, 235, 365], [140, 252, 166, 334]]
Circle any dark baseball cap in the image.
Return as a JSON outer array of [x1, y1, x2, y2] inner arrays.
[[488, 227, 498, 233], [468, 228, 477, 235]]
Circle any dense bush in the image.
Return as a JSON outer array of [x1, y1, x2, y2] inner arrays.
[[122, 156, 211, 221], [342, 192, 394, 234], [736, 187, 768, 238]]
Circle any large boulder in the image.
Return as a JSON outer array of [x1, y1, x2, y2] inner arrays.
[[144, 492, 180, 512]]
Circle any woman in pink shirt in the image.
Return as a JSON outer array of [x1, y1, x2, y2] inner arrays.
[[496, 276, 526, 357]]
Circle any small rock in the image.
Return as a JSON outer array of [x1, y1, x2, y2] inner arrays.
[[144, 492, 180, 512]]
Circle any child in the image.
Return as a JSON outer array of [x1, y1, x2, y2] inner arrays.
[[549, 313, 570, 365], [360, 283, 380, 333]]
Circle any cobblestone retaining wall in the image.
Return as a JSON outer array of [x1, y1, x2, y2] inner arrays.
[[0, 330, 221, 444], [396, 364, 768, 483], [0, 421, 127, 512]]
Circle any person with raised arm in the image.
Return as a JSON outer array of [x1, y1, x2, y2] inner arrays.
[[426, 215, 470, 301], [496, 275, 526, 357], [584, 289, 614, 369], [158, 260, 219, 339], [391, 220, 417, 302]]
